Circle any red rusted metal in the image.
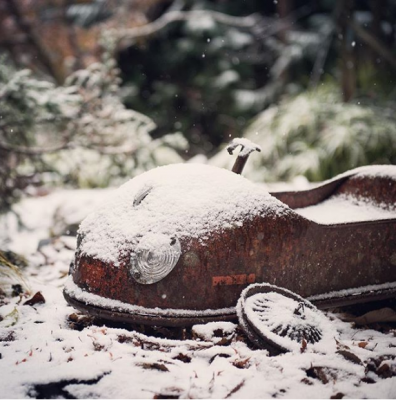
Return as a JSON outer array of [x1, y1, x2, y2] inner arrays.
[[64, 167, 396, 326]]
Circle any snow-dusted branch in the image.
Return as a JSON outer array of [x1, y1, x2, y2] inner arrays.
[[0, 140, 72, 155], [117, 10, 260, 46]]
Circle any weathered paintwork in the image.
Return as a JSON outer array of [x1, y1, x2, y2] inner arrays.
[[65, 167, 396, 326], [64, 168, 396, 326]]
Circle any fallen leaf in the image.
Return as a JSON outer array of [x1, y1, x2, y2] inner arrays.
[[153, 387, 183, 399], [360, 376, 376, 384], [209, 353, 231, 364], [300, 378, 313, 386], [306, 367, 329, 384], [377, 362, 393, 378], [301, 338, 307, 353], [141, 363, 169, 372], [232, 357, 251, 369], [336, 350, 362, 365], [23, 292, 45, 306], [117, 334, 133, 344], [173, 353, 191, 363]]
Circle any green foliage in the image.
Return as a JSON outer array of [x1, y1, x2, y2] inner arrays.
[[0, 51, 187, 212], [0, 59, 79, 211], [212, 85, 396, 182], [118, 2, 328, 154]]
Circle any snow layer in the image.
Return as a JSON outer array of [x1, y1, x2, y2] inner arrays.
[[340, 165, 396, 180], [79, 164, 288, 264], [0, 190, 396, 398], [295, 194, 396, 224], [64, 277, 235, 318]]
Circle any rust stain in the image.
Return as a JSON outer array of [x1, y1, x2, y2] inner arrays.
[[212, 273, 256, 286], [66, 169, 396, 326]]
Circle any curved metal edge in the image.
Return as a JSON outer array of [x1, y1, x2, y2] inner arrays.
[[238, 305, 286, 356], [309, 286, 396, 309], [238, 283, 317, 356], [63, 290, 237, 327]]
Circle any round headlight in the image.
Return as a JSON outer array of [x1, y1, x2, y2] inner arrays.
[[129, 234, 181, 284]]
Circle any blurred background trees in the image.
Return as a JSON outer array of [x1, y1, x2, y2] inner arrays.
[[1, 0, 396, 212]]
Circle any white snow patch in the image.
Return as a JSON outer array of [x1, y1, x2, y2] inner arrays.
[[0, 189, 113, 256], [227, 137, 262, 157], [295, 194, 396, 224], [0, 190, 396, 398], [79, 164, 288, 264], [328, 164, 396, 183]]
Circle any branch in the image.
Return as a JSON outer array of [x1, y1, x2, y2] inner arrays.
[[0, 140, 72, 155], [350, 19, 396, 70], [117, 10, 260, 47]]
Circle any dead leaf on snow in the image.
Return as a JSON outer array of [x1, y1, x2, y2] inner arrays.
[[153, 386, 183, 399], [232, 357, 251, 369], [140, 362, 169, 372], [300, 338, 307, 353], [172, 353, 191, 363], [336, 350, 362, 365], [23, 291, 45, 306]]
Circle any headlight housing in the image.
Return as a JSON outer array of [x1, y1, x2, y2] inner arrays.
[[129, 233, 181, 284]]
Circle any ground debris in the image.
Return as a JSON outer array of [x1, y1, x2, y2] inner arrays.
[[23, 292, 45, 306], [232, 357, 251, 369], [225, 379, 245, 398], [0, 330, 15, 342], [139, 362, 169, 372], [305, 366, 340, 384], [67, 313, 95, 331], [172, 353, 191, 363], [209, 353, 231, 364], [366, 355, 396, 379], [330, 392, 345, 399], [28, 375, 105, 399], [300, 377, 314, 386], [336, 349, 362, 365], [300, 338, 307, 353], [153, 386, 183, 399]]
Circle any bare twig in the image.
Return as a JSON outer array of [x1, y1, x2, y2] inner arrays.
[[117, 10, 260, 47], [225, 380, 245, 398]]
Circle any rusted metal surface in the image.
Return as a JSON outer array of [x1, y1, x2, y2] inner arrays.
[[271, 176, 350, 209], [310, 286, 396, 310], [63, 291, 237, 327], [65, 169, 396, 326]]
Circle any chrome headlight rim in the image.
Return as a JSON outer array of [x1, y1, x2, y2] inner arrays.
[[129, 234, 181, 285]]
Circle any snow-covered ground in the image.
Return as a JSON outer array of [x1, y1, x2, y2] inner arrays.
[[0, 188, 395, 399]]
